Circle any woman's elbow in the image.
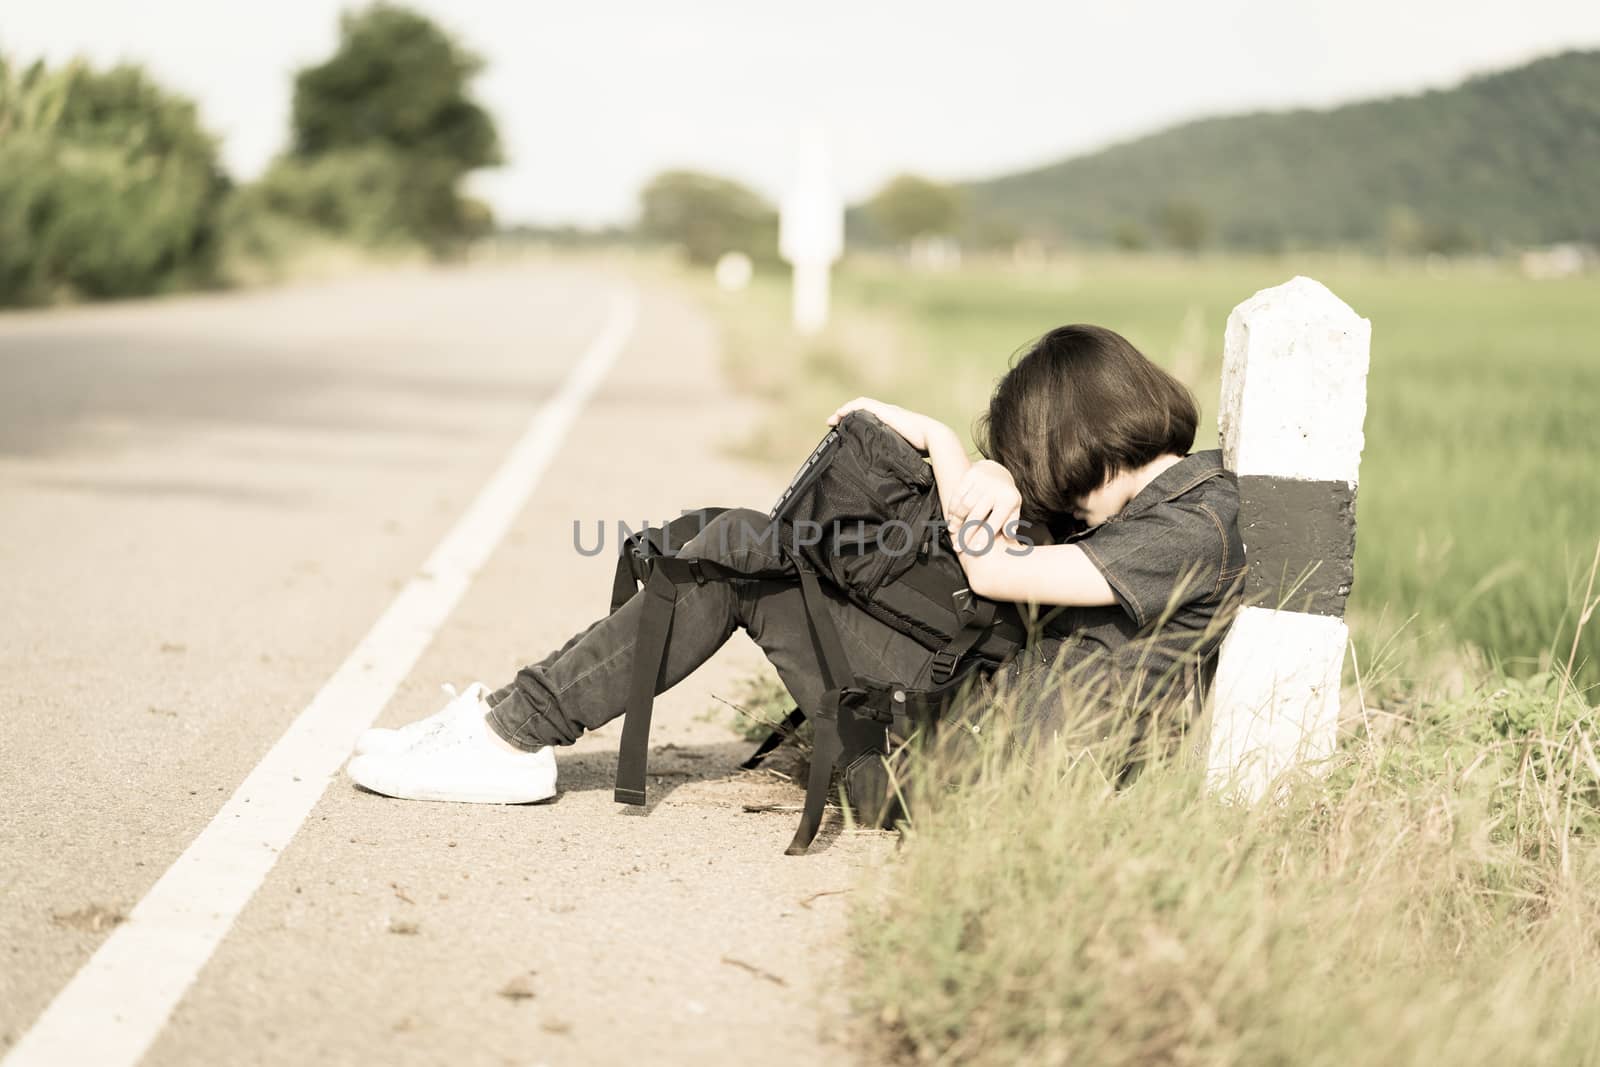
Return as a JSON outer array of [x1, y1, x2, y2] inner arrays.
[[959, 553, 1003, 600]]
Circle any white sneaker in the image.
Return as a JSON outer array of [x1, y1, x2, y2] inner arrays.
[[347, 704, 558, 804], [354, 682, 491, 757]]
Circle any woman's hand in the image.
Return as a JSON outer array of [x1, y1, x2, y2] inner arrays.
[[827, 396, 937, 451], [946, 459, 1023, 550]]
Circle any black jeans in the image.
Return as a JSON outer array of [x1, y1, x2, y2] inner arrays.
[[485, 508, 943, 751]]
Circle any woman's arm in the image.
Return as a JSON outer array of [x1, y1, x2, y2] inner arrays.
[[828, 399, 1118, 610], [924, 422, 1116, 609], [959, 540, 1117, 608]]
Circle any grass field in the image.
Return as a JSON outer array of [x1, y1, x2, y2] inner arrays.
[[691, 250, 1600, 1066]]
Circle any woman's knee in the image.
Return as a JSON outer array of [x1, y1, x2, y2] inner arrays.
[[687, 507, 781, 566]]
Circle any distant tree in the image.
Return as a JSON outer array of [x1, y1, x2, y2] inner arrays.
[[287, 3, 501, 253], [967, 215, 1023, 252], [1111, 219, 1149, 252], [1156, 199, 1210, 253], [1419, 219, 1479, 256], [637, 170, 778, 266], [955, 51, 1600, 251], [244, 147, 417, 247], [1384, 204, 1425, 255], [867, 174, 962, 244], [1230, 218, 1287, 254]]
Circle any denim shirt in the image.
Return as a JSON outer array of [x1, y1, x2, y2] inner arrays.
[[1003, 449, 1247, 723]]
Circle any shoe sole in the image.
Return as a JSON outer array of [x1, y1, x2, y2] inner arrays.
[[351, 773, 557, 805]]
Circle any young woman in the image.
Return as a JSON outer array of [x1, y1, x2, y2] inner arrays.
[[345, 324, 1246, 804]]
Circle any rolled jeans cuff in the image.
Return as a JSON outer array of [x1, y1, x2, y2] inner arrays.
[[486, 688, 562, 752]]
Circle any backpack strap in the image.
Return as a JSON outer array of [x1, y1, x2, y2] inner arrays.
[[613, 565, 679, 805], [785, 567, 857, 855], [891, 564, 1037, 649], [611, 548, 645, 614], [611, 512, 796, 808], [930, 593, 997, 683], [787, 690, 844, 855], [610, 509, 730, 613]]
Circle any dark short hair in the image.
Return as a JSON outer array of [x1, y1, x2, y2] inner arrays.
[[974, 324, 1198, 523]]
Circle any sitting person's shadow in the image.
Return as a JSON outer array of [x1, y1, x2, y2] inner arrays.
[[550, 734, 850, 852]]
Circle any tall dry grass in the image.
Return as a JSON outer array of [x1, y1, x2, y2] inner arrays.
[[848, 552, 1600, 1066]]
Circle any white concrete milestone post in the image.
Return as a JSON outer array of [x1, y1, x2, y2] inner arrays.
[[779, 137, 843, 335], [1206, 276, 1372, 801]]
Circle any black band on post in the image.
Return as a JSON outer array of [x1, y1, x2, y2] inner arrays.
[[1236, 475, 1357, 617]]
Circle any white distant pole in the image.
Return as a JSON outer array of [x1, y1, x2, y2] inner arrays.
[[791, 261, 830, 335], [779, 136, 843, 335], [1207, 276, 1371, 801]]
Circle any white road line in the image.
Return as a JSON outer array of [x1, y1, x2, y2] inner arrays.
[[3, 289, 639, 1067]]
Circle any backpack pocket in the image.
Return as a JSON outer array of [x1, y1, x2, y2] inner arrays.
[[831, 663, 992, 831], [776, 411, 940, 597], [834, 683, 907, 830]]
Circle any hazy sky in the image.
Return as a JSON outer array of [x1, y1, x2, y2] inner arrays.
[[5, 1, 1598, 225]]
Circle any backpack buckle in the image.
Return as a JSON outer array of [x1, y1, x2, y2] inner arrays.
[[627, 540, 654, 583], [930, 649, 960, 684], [951, 587, 978, 623]]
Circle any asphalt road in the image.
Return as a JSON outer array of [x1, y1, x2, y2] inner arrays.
[[0, 262, 887, 1066]]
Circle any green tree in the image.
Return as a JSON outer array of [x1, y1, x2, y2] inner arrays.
[[1111, 218, 1149, 252], [0, 53, 229, 304], [1384, 204, 1425, 255], [1156, 199, 1210, 253], [286, 3, 501, 253], [242, 147, 417, 248], [967, 215, 1023, 252], [637, 170, 777, 266], [866, 174, 962, 244]]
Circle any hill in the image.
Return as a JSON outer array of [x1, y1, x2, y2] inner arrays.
[[956, 50, 1600, 252]]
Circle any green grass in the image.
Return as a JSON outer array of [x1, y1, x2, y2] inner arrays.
[[704, 668, 804, 744], [682, 249, 1600, 1065]]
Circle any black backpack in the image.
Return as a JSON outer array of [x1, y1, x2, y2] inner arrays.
[[608, 410, 1065, 854]]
